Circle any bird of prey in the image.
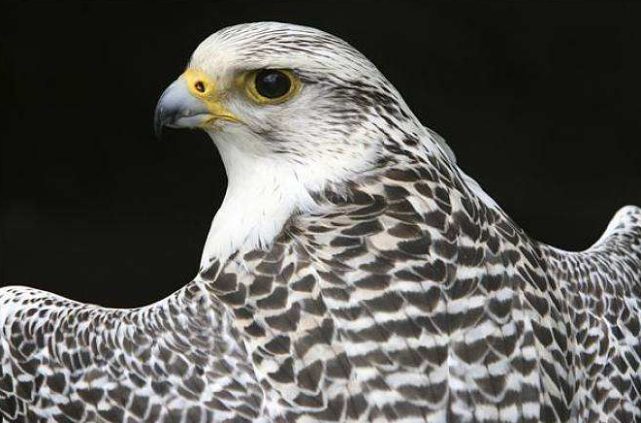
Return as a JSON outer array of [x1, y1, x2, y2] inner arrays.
[[2, 21, 641, 423]]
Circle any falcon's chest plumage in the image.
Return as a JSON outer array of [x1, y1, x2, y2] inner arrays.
[[201, 153, 585, 423]]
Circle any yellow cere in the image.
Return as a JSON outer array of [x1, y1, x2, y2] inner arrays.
[[181, 68, 242, 124]]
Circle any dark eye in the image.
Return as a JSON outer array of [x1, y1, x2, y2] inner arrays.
[[254, 69, 292, 99]]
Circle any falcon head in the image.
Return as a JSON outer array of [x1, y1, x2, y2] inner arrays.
[[155, 22, 430, 190], [154, 22, 440, 260]]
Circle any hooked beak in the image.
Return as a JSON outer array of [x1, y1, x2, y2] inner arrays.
[[154, 69, 240, 138]]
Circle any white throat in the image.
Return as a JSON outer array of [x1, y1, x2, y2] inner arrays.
[[198, 120, 391, 267], [200, 134, 319, 266]]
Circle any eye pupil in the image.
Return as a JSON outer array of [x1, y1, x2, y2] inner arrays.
[[195, 81, 206, 93], [255, 70, 292, 99]]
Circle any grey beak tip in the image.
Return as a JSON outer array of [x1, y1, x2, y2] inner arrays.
[[154, 78, 199, 140], [154, 84, 172, 140], [154, 107, 164, 140]]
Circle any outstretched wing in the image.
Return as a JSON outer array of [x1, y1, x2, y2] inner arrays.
[[543, 205, 641, 422], [0, 284, 264, 423], [0, 286, 88, 422]]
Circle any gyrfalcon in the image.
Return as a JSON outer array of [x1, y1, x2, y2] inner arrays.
[[2, 22, 641, 423]]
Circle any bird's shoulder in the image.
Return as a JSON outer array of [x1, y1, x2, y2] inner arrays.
[[291, 159, 513, 261]]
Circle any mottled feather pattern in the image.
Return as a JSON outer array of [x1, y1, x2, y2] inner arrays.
[[0, 285, 264, 423], [542, 208, 641, 423], [202, 153, 641, 423], [2, 21, 641, 423]]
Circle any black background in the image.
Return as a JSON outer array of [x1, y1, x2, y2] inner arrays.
[[1, 1, 640, 307]]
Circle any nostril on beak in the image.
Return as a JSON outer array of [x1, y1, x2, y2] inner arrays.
[[194, 81, 206, 93]]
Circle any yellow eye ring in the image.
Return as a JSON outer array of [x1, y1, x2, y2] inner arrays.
[[245, 69, 300, 104]]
